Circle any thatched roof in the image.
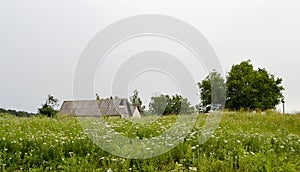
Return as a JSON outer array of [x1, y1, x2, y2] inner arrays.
[[59, 98, 141, 117]]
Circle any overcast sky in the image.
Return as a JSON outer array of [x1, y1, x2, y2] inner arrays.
[[0, 0, 299, 113]]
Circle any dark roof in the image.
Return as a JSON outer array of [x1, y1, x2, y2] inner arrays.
[[60, 98, 138, 117]]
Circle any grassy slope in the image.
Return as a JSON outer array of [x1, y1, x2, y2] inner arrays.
[[0, 112, 299, 171]]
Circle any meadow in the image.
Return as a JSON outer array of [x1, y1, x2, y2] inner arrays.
[[0, 112, 299, 171]]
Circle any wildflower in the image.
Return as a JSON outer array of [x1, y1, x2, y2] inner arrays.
[[189, 167, 197, 171]]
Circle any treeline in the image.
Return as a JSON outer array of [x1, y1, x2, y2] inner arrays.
[[130, 90, 194, 115], [131, 60, 284, 115], [0, 108, 35, 117]]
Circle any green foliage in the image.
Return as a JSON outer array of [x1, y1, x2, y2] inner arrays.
[[130, 89, 145, 114], [0, 112, 299, 171], [148, 94, 168, 115], [149, 94, 194, 115], [0, 108, 35, 117], [95, 93, 100, 100], [226, 60, 284, 111], [38, 95, 59, 117], [197, 70, 226, 113]]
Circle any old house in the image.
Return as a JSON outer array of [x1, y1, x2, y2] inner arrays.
[[59, 98, 141, 118]]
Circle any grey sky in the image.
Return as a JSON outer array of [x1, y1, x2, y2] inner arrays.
[[0, 0, 299, 113]]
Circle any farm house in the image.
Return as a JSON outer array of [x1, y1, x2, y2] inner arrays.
[[59, 98, 141, 118]]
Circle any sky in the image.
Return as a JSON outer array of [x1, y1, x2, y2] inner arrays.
[[0, 0, 299, 113]]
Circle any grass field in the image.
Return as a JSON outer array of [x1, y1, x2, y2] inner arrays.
[[0, 112, 299, 171]]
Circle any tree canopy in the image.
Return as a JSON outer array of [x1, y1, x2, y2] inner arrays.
[[226, 60, 284, 111], [38, 95, 59, 117], [197, 70, 226, 113], [149, 94, 194, 115]]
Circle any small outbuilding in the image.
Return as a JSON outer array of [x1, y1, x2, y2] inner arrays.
[[60, 98, 141, 118]]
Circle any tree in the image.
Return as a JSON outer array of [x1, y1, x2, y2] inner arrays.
[[226, 60, 284, 111], [149, 94, 194, 115], [149, 94, 169, 115], [38, 95, 59, 117], [130, 90, 145, 114], [197, 70, 226, 113], [96, 93, 100, 100], [170, 94, 194, 115]]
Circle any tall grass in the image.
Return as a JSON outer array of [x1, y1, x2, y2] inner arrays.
[[0, 112, 299, 171]]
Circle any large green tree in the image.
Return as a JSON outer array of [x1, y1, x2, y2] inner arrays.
[[226, 60, 284, 110], [149, 94, 194, 115], [197, 70, 226, 113]]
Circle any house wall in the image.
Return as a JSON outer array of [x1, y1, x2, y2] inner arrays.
[[132, 107, 141, 118]]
